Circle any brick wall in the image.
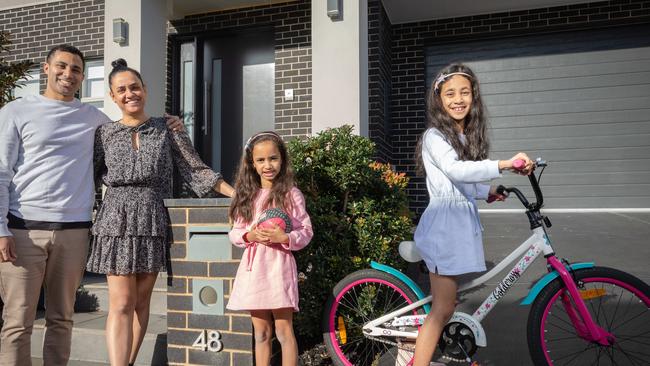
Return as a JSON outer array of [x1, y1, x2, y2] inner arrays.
[[166, 0, 312, 140], [383, 0, 650, 215], [0, 0, 104, 91], [367, 0, 393, 162], [166, 199, 253, 366]]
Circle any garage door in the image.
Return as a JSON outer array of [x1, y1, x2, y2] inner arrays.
[[425, 24, 650, 209]]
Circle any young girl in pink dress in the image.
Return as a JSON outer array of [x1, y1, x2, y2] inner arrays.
[[227, 131, 313, 366]]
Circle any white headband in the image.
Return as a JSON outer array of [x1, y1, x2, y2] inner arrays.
[[433, 72, 472, 93], [244, 132, 280, 151]]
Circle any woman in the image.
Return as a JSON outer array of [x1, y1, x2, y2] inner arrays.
[[86, 58, 234, 366]]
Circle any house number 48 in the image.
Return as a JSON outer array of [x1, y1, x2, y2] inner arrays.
[[192, 330, 223, 352]]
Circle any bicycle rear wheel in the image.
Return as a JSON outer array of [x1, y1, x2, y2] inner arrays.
[[323, 268, 423, 366], [527, 266, 650, 366]]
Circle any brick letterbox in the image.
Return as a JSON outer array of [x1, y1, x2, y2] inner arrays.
[[165, 198, 252, 365]]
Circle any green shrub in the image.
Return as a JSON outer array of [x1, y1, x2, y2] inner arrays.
[[287, 125, 412, 346]]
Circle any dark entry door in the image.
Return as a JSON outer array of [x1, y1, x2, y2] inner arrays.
[[199, 29, 275, 183]]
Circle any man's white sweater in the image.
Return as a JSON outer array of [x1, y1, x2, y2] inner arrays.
[[0, 94, 110, 236]]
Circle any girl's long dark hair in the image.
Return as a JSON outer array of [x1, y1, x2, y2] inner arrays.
[[228, 132, 295, 224], [416, 63, 490, 174]]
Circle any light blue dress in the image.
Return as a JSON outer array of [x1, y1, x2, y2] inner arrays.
[[414, 128, 501, 275]]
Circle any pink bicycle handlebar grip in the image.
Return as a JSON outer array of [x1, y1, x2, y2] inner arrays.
[[512, 159, 526, 170]]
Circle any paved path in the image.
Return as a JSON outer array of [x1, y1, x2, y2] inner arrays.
[[32, 359, 108, 365]]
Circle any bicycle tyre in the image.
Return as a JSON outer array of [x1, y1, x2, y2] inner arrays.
[[322, 268, 424, 366], [527, 266, 650, 366]]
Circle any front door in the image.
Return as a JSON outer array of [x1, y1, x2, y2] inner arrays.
[[176, 28, 275, 187]]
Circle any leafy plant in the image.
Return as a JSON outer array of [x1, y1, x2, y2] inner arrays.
[[0, 31, 34, 108], [288, 125, 412, 346]]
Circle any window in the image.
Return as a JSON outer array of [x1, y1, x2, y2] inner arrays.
[[81, 59, 105, 110], [12, 69, 40, 99], [180, 42, 196, 143]]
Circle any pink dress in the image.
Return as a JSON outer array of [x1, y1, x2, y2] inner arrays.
[[226, 187, 313, 311]]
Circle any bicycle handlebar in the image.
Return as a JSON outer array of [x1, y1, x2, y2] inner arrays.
[[512, 159, 526, 170], [497, 158, 547, 211]]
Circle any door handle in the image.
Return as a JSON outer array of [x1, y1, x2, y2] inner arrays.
[[203, 81, 211, 136]]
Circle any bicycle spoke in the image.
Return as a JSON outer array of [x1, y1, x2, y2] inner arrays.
[[606, 286, 635, 331], [545, 316, 580, 336], [548, 302, 582, 331], [615, 331, 650, 347], [336, 298, 361, 315], [384, 288, 410, 312], [606, 284, 624, 331], [595, 346, 602, 366], [544, 334, 585, 343], [591, 283, 606, 329], [551, 343, 594, 365], [613, 343, 650, 360], [606, 346, 619, 366], [380, 287, 390, 315], [600, 285, 631, 331], [611, 309, 650, 333], [612, 342, 648, 366]]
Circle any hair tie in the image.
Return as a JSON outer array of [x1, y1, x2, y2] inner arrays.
[[433, 72, 472, 94]]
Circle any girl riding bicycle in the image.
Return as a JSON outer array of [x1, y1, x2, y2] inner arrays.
[[413, 63, 533, 366], [226, 131, 313, 366]]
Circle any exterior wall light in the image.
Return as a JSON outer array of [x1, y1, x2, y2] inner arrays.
[[327, 0, 342, 20], [112, 18, 128, 45]]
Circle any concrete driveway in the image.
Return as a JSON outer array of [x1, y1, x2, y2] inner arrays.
[[408, 212, 650, 366]]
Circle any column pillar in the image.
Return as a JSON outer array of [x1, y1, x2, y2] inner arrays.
[[103, 0, 167, 120], [312, 0, 369, 136]]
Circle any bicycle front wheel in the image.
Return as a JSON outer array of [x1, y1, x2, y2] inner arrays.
[[323, 268, 423, 366], [527, 266, 650, 366]]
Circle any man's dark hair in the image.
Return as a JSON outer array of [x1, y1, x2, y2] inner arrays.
[[46, 44, 85, 68]]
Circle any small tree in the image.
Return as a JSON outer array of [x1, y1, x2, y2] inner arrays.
[[0, 30, 34, 326], [288, 125, 413, 347], [0, 31, 34, 108]]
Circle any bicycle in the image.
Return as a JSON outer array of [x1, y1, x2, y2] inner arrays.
[[323, 158, 650, 366]]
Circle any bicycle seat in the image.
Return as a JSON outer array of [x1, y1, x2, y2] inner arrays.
[[399, 241, 423, 262]]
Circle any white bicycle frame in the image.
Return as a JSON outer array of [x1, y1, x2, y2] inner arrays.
[[363, 226, 554, 348]]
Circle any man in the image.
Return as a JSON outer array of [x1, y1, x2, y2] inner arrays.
[[0, 44, 181, 365]]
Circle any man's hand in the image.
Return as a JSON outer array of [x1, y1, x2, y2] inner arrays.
[[0, 236, 17, 263], [164, 113, 185, 132]]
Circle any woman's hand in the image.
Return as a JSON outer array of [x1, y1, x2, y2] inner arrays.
[[257, 224, 289, 245], [214, 180, 235, 198], [164, 113, 185, 132]]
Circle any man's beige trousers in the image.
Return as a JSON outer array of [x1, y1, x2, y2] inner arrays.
[[0, 229, 89, 366]]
